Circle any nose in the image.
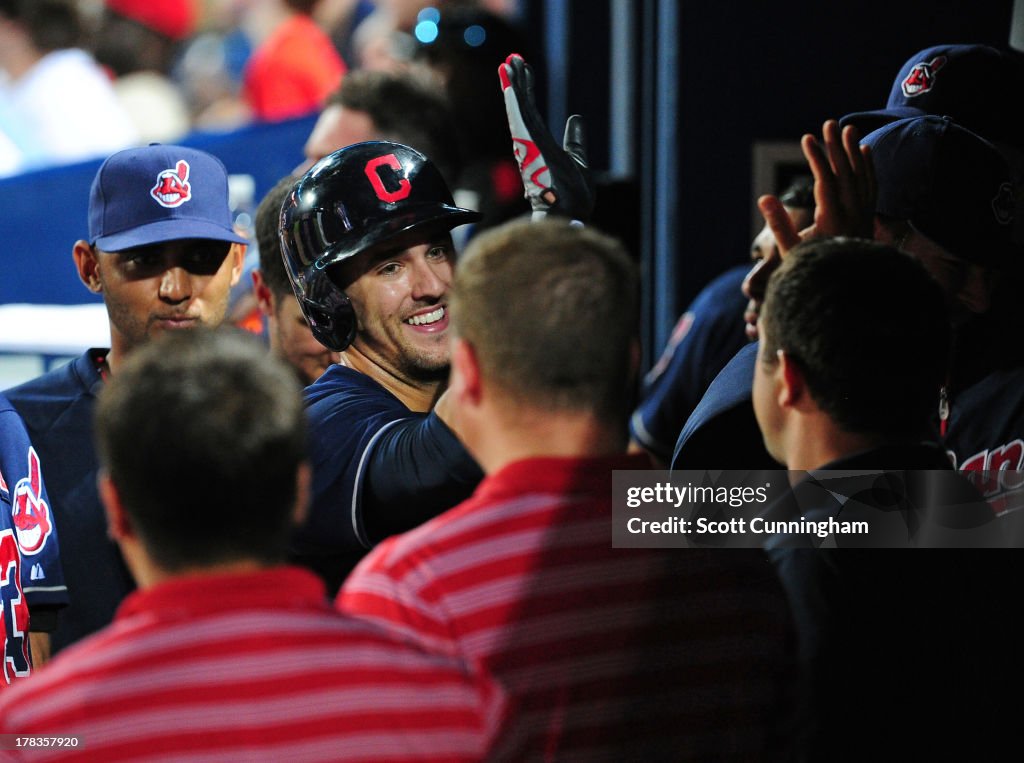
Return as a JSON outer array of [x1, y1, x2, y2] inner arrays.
[[410, 256, 449, 301], [159, 266, 192, 303]]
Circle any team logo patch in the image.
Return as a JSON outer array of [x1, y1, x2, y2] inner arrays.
[[151, 160, 192, 208], [991, 182, 1015, 225], [901, 55, 947, 98], [11, 448, 53, 556], [364, 154, 412, 203]]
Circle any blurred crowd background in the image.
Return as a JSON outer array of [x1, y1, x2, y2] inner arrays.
[[1, 0, 524, 175], [3, 0, 1022, 380]]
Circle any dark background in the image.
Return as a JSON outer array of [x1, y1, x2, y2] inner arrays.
[[523, 0, 1017, 366]]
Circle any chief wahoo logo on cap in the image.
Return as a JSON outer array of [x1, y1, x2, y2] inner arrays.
[[151, 160, 192, 208], [902, 56, 947, 98]]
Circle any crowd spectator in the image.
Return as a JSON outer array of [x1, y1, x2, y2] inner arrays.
[[0, 0, 137, 176]]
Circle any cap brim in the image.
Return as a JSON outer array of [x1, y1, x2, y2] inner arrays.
[[94, 219, 249, 251], [840, 106, 926, 135], [317, 204, 482, 271]]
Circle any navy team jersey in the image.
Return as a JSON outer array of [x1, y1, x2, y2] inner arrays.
[[294, 364, 481, 594], [1, 393, 68, 685], [943, 365, 1024, 514], [671, 342, 777, 471], [631, 265, 749, 464], [673, 341, 1024, 515], [4, 350, 134, 654]]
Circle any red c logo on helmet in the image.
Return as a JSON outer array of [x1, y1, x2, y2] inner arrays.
[[364, 154, 412, 203]]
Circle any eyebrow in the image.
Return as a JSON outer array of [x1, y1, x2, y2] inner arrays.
[[367, 235, 452, 264]]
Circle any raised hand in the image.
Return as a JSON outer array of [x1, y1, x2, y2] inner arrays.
[[759, 120, 876, 257], [499, 53, 595, 222]]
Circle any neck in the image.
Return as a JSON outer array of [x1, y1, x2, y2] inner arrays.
[[781, 414, 884, 473], [338, 346, 442, 412], [121, 535, 269, 589], [104, 327, 136, 376], [467, 404, 628, 475]]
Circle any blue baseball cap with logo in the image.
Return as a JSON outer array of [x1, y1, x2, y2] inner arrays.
[[840, 44, 1024, 149], [88, 144, 249, 251], [862, 115, 1017, 266]]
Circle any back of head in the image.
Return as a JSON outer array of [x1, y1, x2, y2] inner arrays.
[[452, 219, 639, 420], [255, 174, 298, 297], [97, 1, 199, 76], [95, 328, 307, 571], [760, 237, 950, 439], [328, 68, 461, 185], [283, 0, 318, 13]]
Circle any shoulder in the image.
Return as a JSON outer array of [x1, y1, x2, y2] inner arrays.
[[3, 351, 101, 438], [693, 265, 749, 310], [346, 493, 482, 592], [678, 343, 759, 438], [305, 366, 412, 426]]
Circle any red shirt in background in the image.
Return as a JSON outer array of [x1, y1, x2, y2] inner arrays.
[[244, 14, 346, 121]]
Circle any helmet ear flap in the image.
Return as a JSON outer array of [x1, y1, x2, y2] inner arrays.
[[302, 290, 356, 352]]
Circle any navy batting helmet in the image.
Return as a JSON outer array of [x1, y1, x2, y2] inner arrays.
[[279, 141, 481, 351]]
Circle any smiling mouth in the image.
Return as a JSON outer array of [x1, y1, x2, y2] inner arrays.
[[405, 306, 445, 326]]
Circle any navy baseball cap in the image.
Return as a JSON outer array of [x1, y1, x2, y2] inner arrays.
[[840, 45, 1024, 149], [88, 144, 248, 251], [862, 115, 1017, 266]]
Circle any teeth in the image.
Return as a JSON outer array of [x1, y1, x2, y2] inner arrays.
[[407, 307, 445, 326]]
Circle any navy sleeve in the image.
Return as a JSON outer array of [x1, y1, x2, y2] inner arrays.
[[632, 266, 748, 463], [293, 367, 481, 592], [671, 342, 775, 470], [361, 411, 482, 543]]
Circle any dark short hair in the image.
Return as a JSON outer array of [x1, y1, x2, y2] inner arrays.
[[283, 0, 318, 14], [255, 174, 299, 297], [326, 69, 461, 185], [760, 237, 950, 438], [95, 328, 307, 570], [0, 0, 80, 51], [452, 219, 639, 420], [779, 175, 814, 211]]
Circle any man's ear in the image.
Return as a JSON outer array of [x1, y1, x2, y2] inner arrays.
[[73, 240, 103, 294], [228, 243, 246, 287], [777, 350, 808, 410], [251, 269, 275, 317], [450, 337, 482, 406], [97, 470, 135, 543]]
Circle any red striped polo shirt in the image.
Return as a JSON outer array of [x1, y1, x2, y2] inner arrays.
[[0, 566, 502, 762], [339, 454, 798, 760]]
